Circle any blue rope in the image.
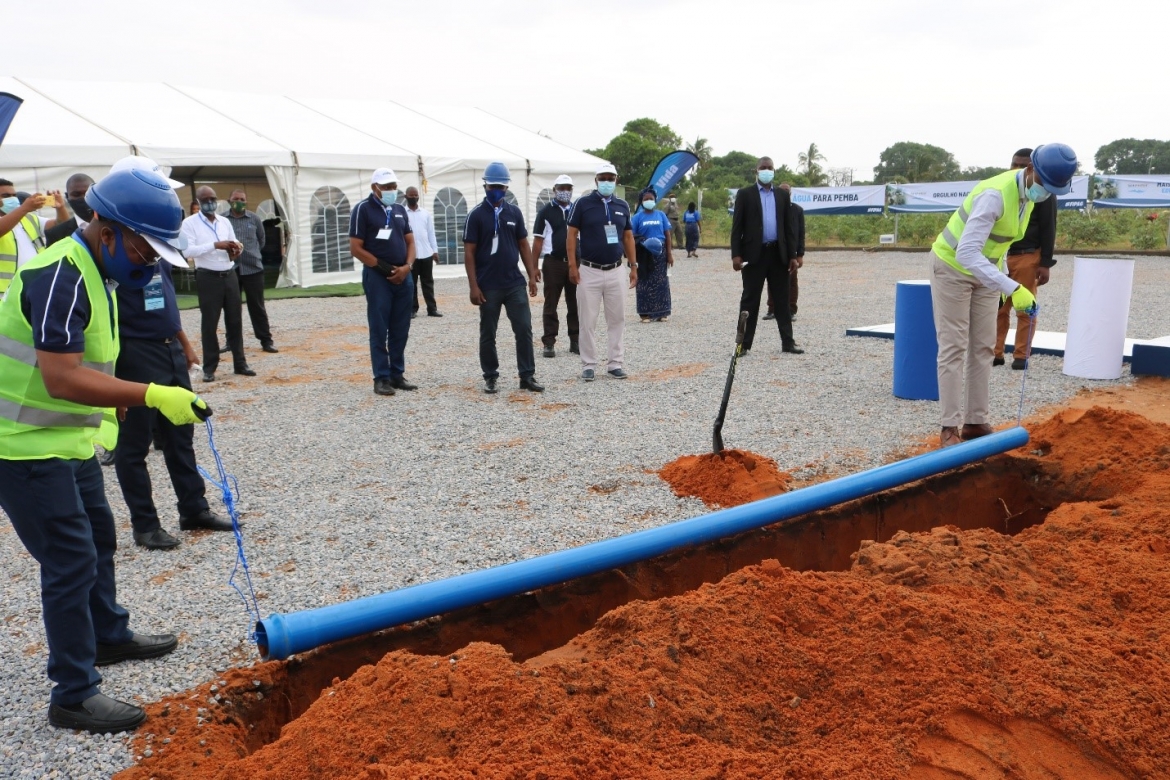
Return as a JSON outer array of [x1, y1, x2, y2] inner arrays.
[[196, 418, 262, 643], [1016, 304, 1039, 426]]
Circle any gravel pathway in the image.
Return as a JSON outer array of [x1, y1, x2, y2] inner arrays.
[[1, 250, 1165, 777]]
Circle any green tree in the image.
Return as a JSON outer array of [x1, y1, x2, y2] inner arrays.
[[623, 118, 682, 150], [873, 142, 961, 183], [797, 143, 828, 186], [1094, 138, 1170, 174], [686, 136, 713, 187], [586, 118, 682, 191], [962, 165, 1005, 180]]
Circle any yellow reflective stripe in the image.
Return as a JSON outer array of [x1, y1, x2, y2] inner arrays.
[[0, 397, 104, 428], [0, 334, 113, 374]]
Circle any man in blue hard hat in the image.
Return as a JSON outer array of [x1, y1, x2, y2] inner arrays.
[[0, 168, 212, 733], [929, 143, 1077, 448], [463, 162, 543, 393]]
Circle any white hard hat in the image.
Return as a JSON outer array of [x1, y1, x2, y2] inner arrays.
[[371, 168, 398, 185], [554, 175, 574, 187], [110, 156, 185, 189]]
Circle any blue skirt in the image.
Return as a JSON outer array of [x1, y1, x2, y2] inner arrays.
[[636, 251, 672, 319], [685, 222, 700, 252]]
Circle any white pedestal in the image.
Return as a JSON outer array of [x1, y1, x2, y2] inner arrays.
[[1063, 257, 1135, 380]]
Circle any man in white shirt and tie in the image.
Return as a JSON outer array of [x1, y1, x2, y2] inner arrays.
[[403, 186, 442, 318], [180, 186, 254, 382]]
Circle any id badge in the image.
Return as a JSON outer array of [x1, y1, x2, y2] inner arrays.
[[604, 223, 619, 244], [376, 228, 393, 240], [143, 277, 165, 311], [491, 235, 499, 255]]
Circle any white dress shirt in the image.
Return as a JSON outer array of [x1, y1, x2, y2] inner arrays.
[[404, 206, 438, 258], [953, 172, 1026, 296], [181, 212, 237, 271]]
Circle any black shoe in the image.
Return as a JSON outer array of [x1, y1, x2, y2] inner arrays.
[[179, 509, 235, 532], [98, 448, 116, 467], [427, 310, 443, 317], [519, 377, 545, 392], [374, 379, 396, 396], [782, 345, 805, 355], [49, 693, 146, 734], [95, 632, 178, 666], [234, 366, 257, 377], [569, 340, 579, 355], [762, 312, 776, 321], [992, 356, 1005, 367], [202, 372, 215, 383], [390, 377, 418, 391], [411, 311, 418, 319], [542, 346, 556, 358], [484, 377, 499, 394], [133, 528, 181, 550], [1011, 358, 1028, 370], [261, 343, 279, 354], [219, 344, 230, 354]]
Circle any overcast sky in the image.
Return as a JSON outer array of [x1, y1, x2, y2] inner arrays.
[[5, 0, 1165, 178]]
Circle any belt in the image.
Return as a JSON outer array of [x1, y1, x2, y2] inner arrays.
[[196, 268, 233, 277], [579, 260, 621, 271], [124, 335, 177, 344], [1007, 247, 1039, 256], [761, 240, 779, 249], [545, 253, 567, 261]]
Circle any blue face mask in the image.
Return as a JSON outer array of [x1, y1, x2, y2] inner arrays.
[[757, 169, 775, 184], [596, 181, 616, 197], [1025, 181, 1051, 202], [101, 229, 157, 290], [642, 200, 656, 211], [380, 189, 398, 206], [1, 196, 20, 213], [485, 188, 507, 206]]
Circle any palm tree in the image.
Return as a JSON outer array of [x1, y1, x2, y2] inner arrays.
[[687, 136, 713, 187], [798, 143, 827, 186]]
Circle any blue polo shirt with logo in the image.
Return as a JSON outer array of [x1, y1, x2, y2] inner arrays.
[[463, 199, 528, 290], [349, 193, 412, 265], [116, 261, 182, 340], [567, 191, 632, 265]]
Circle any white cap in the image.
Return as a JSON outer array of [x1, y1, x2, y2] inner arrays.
[[554, 175, 574, 187], [142, 235, 189, 268], [110, 156, 185, 189], [371, 168, 398, 185], [595, 162, 617, 176]]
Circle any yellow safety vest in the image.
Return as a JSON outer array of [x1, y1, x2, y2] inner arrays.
[[0, 235, 119, 460], [0, 213, 45, 294], [931, 169, 1033, 275]]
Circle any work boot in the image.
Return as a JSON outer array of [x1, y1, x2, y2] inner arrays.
[[940, 427, 961, 448], [484, 377, 499, 394], [992, 356, 1005, 366], [133, 528, 181, 550], [961, 423, 994, 441], [542, 346, 556, 358], [1011, 358, 1028, 370], [48, 694, 146, 734], [374, 379, 396, 396], [569, 339, 579, 355], [179, 509, 234, 532]]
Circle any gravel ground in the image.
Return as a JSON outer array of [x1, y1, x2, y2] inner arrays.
[[1, 250, 1166, 777]]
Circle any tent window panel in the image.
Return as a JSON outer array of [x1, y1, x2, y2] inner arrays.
[[433, 187, 468, 266], [503, 191, 518, 208], [535, 188, 552, 214], [310, 186, 352, 274]]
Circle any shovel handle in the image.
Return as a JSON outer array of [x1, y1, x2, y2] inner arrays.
[[734, 310, 748, 345]]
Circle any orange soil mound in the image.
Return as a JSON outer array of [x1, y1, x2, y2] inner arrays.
[[119, 406, 1170, 779], [659, 449, 792, 507]]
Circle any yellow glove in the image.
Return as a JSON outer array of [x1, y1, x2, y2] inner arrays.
[[145, 383, 210, 426], [1010, 285, 1037, 314]]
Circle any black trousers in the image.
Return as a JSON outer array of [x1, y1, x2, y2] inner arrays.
[[237, 269, 273, 346], [411, 257, 437, 313], [196, 268, 245, 373], [739, 244, 795, 351], [113, 338, 208, 534], [540, 255, 578, 347]]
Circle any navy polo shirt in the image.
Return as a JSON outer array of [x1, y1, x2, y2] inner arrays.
[[463, 199, 528, 291], [567, 191, 632, 265], [349, 194, 412, 265], [116, 262, 182, 340]]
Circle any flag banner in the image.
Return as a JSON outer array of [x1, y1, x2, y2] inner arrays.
[[1056, 175, 1090, 211], [645, 150, 700, 200], [1090, 174, 1170, 209], [790, 184, 886, 215], [0, 92, 23, 147]]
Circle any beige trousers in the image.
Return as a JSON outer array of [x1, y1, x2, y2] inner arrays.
[[575, 265, 626, 371], [930, 253, 999, 428]]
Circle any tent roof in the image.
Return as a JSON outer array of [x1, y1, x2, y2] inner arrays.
[[0, 76, 130, 166]]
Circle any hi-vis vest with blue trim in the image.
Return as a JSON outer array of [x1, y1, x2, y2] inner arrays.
[[931, 169, 1034, 275], [0, 214, 45, 294], [0, 235, 120, 460]]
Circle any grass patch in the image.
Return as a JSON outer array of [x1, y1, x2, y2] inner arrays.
[[175, 281, 366, 311]]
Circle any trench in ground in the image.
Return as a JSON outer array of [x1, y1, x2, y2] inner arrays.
[[212, 452, 1075, 757]]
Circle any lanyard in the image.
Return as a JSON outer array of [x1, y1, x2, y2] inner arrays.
[[493, 205, 502, 236], [601, 196, 612, 224], [382, 202, 394, 229], [199, 213, 221, 242]]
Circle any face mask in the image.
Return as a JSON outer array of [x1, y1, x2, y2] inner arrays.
[[101, 229, 157, 290], [380, 190, 398, 206], [200, 200, 218, 215], [68, 197, 94, 223], [230, 201, 246, 213], [0, 196, 19, 213], [485, 188, 507, 206], [596, 181, 616, 197], [670, 198, 677, 204], [405, 197, 419, 208], [642, 200, 656, 211], [757, 169, 775, 185], [1025, 181, 1051, 202], [554, 190, 572, 204]]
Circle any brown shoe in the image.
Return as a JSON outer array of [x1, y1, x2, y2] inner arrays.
[[940, 427, 961, 447], [960, 423, 993, 441]]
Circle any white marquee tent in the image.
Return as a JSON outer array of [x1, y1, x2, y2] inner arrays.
[[0, 77, 607, 287]]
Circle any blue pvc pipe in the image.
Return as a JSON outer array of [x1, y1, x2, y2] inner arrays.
[[257, 427, 1029, 660]]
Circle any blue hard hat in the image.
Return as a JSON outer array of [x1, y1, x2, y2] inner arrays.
[[483, 162, 511, 186], [86, 169, 187, 266], [1031, 143, 1077, 196], [642, 236, 664, 256]]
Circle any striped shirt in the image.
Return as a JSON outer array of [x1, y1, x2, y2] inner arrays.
[[225, 211, 267, 275]]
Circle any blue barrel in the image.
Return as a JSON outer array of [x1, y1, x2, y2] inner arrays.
[[892, 280, 939, 400]]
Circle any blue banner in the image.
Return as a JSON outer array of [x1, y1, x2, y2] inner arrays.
[[1090, 175, 1170, 209], [0, 92, 23, 147], [645, 150, 700, 200]]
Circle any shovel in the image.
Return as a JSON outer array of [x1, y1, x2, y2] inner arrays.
[[713, 310, 749, 453]]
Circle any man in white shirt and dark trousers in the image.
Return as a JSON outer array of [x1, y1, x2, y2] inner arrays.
[[532, 175, 578, 358], [180, 186, 255, 382], [403, 186, 442, 318]]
